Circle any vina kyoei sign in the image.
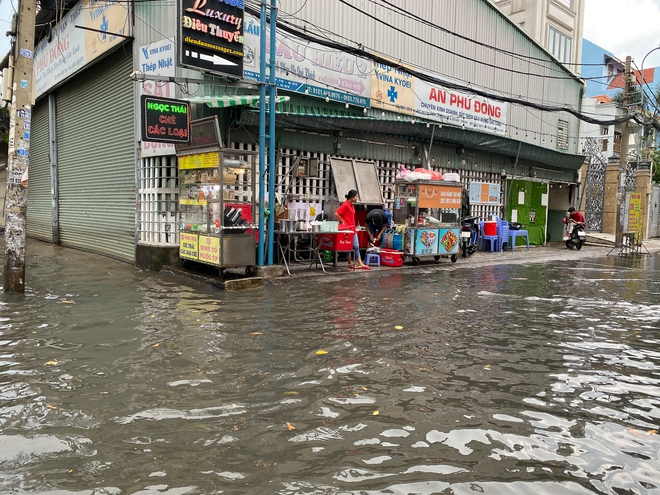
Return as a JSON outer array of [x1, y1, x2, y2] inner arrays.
[[178, 0, 245, 78]]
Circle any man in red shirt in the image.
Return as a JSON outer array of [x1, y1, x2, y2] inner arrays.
[[564, 207, 585, 240]]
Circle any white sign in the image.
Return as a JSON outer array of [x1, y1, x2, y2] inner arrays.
[[33, 0, 130, 96], [139, 38, 177, 158], [242, 14, 372, 106], [415, 79, 508, 136]]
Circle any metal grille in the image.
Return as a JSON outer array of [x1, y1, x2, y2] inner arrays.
[[625, 161, 637, 192], [26, 99, 52, 241], [138, 155, 178, 245], [582, 137, 607, 232]]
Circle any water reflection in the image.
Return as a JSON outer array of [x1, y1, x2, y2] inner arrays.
[[0, 241, 659, 494]]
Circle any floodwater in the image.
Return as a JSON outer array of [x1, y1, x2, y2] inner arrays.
[[1, 241, 660, 495]]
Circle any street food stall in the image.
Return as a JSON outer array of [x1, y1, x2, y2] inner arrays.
[[392, 180, 462, 264], [176, 118, 257, 275]]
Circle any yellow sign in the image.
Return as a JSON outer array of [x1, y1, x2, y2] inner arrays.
[[179, 232, 199, 260], [198, 235, 221, 265], [628, 192, 643, 234], [418, 185, 462, 209], [179, 198, 207, 206], [178, 152, 220, 170], [84, 0, 130, 60], [370, 61, 415, 116]]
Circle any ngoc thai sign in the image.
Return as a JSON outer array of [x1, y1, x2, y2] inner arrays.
[[178, 0, 244, 78], [141, 96, 191, 144]]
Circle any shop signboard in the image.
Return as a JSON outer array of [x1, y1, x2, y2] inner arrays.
[[33, 0, 130, 96], [177, 0, 244, 78], [176, 116, 223, 153], [242, 14, 371, 106], [178, 151, 221, 169], [370, 62, 415, 115], [404, 228, 439, 256], [139, 38, 177, 157], [418, 184, 462, 209], [628, 192, 643, 235], [198, 235, 220, 265], [180, 232, 199, 260], [469, 181, 501, 205], [438, 228, 459, 254], [415, 79, 507, 135], [141, 96, 191, 144]]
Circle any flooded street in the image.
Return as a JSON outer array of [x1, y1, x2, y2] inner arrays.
[[2, 240, 660, 495]]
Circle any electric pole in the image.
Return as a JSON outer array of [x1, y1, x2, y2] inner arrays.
[[4, 0, 37, 293], [615, 55, 631, 248]]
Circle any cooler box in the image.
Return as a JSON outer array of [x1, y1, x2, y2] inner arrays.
[[357, 230, 369, 248], [380, 248, 404, 267], [318, 232, 354, 251]]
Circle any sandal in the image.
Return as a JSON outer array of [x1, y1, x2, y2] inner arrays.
[[359, 265, 371, 270]]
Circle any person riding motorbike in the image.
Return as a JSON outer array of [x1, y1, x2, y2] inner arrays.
[[563, 207, 585, 240]]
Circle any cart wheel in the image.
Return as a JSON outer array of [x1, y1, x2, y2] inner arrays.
[[411, 256, 420, 265], [245, 265, 254, 277], [451, 254, 458, 263], [434, 255, 441, 261]]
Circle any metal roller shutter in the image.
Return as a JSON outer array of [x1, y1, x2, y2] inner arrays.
[[56, 47, 135, 262], [26, 99, 52, 241]]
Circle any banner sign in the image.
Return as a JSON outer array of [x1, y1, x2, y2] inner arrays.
[[416, 79, 508, 135], [176, 116, 223, 152], [179, 232, 199, 260], [243, 14, 371, 106], [628, 192, 643, 234], [139, 39, 177, 157], [418, 184, 462, 209], [33, 0, 130, 96], [370, 62, 415, 115], [469, 181, 501, 205], [178, 0, 244, 78], [141, 96, 191, 144]]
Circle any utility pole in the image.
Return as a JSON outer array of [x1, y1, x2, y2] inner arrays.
[[615, 56, 631, 248], [4, 0, 36, 293]]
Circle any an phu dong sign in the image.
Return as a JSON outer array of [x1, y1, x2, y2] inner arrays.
[[178, 0, 245, 78]]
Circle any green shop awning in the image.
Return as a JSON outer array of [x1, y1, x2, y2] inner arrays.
[[189, 95, 291, 108]]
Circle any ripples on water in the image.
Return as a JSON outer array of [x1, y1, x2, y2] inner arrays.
[[1, 243, 659, 494]]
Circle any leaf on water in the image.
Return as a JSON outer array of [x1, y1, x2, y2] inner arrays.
[[383, 297, 388, 301], [212, 302, 218, 305], [316, 350, 328, 355], [150, 314, 155, 318], [286, 422, 296, 431], [251, 332, 262, 335], [68, 470, 73, 473], [362, 387, 368, 391], [283, 391, 299, 396], [44, 360, 58, 365], [628, 428, 641, 437], [395, 325, 403, 330], [484, 364, 491, 369], [372, 410, 379, 416], [235, 317, 243, 320], [46, 404, 57, 410], [176, 352, 183, 355], [62, 300, 74, 304], [152, 343, 159, 347], [647, 430, 658, 435], [354, 393, 359, 397]]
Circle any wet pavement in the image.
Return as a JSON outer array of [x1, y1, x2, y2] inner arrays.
[[1, 237, 660, 494]]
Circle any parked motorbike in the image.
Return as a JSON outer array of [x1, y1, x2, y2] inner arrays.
[[565, 222, 586, 250], [460, 215, 480, 257]]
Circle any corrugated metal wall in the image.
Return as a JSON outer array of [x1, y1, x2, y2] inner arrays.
[[278, 0, 583, 155], [26, 98, 52, 241], [56, 47, 136, 262]]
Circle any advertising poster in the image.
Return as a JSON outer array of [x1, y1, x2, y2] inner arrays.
[[628, 193, 643, 234], [370, 62, 415, 115], [438, 228, 459, 254], [33, 0, 130, 96], [198, 235, 220, 265], [415, 79, 507, 135], [469, 181, 501, 205], [242, 14, 371, 106], [179, 232, 199, 260], [418, 184, 462, 209]]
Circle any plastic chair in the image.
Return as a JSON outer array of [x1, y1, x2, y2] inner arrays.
[[499, 221, 510, 251], [365, 253, 381, 267], [480, 220, 500, 252], [509, 230, 530, 251]]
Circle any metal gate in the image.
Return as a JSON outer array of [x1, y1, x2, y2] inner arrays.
[[650, 186, 660, 238], [26, 99, 52, 241], [582, 137, 607, 231], [56, 47, 135, 262]]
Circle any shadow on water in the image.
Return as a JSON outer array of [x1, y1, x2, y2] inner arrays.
[[1, 240, 659, 494]]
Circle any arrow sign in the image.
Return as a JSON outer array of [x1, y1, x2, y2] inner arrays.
[[200, 53, 238, 67]]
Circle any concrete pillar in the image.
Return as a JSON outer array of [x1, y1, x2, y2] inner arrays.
[[635, 165, 652, 240], [602, 163, 621, 235]]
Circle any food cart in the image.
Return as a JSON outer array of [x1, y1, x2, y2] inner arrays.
[[176, 119, 257, 276], [393, 180, 462, 264]]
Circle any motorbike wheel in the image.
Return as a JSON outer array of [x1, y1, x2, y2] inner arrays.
[[575, 239, 582, 250], [462, 241, 468, 258], [411, 256, 420, 265], [565, 239, 574, 250]]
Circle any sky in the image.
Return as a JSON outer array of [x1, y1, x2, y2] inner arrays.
[[0, 0, 660, 82]]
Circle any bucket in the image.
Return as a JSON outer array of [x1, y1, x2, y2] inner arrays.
[[483, 221, 497, 236]]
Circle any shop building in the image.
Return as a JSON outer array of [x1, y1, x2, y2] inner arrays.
[[14, 0, 586, 267]]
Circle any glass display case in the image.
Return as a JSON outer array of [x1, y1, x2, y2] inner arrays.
[[393, 180, 462, 264], [178, 148, 257, 273]]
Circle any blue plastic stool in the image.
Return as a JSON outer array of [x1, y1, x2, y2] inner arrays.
[[365, 253, 380, 267]]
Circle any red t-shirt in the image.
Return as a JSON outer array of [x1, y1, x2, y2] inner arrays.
[[570, 211, 585, 224], [336, 200, 356, 232]]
